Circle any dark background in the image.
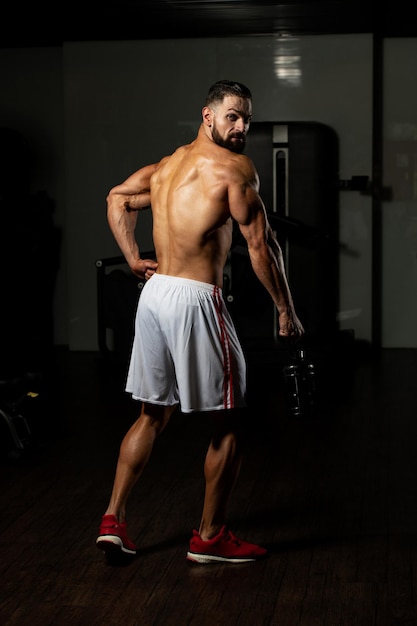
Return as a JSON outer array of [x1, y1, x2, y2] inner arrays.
[[2, 0, 417, 49]]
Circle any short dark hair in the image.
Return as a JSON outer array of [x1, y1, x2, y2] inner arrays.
[[205, 80, 252, 107]]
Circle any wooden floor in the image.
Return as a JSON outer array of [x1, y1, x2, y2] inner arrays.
[[2, 344, 417, 625]]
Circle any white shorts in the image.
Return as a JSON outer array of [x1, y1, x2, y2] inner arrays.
[[125, 273, 247, 413]]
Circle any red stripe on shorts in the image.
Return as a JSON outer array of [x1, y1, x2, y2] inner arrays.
[[213, 285, 234, 408]]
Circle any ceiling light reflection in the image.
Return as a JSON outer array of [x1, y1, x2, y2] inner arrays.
[[274, 37, 301, 86]]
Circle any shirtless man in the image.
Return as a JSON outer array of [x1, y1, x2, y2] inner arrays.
[[96, 80, 304, 564]]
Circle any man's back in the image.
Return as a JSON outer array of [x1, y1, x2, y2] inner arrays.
[[150, 124, 254, 287]]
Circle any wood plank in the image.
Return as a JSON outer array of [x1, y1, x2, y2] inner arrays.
[[2, 348, 417, 625]]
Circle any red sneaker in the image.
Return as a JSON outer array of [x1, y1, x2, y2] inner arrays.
[[186, 526, 268, 564], [96, 514, 137, 555]]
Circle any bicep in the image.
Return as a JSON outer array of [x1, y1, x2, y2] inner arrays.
[[229, 181, 268, 247], [107, 163, 159, 210]]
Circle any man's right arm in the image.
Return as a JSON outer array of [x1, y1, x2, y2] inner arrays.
[[107, 164, 159, 279]]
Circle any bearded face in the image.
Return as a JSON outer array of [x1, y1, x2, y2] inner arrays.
[[211, 123, 246, 154]]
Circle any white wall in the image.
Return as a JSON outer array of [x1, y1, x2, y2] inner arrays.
[[0, 34, 387, 351], [382, 38, 417, 347]]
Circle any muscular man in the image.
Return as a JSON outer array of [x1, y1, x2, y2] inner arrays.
[[96, 80, 304, 564]]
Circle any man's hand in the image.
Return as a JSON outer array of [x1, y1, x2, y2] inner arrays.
[[278, 310, 305, 342], [131, 258, 158, 280]]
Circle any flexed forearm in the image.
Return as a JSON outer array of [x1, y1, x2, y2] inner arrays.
[[107, 196, 140, 269], [106, 163, 160, 279], [248, 237, 293, 314], [248, 231, 304, 339]]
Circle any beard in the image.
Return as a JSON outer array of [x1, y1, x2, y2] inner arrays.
[[212, 125, 246, 154]]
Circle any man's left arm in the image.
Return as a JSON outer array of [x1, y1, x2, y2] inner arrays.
[[229, 167, 304, 340]]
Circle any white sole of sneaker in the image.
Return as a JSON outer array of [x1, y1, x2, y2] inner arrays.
[[186, 551, 257, 564], [96, 535, 136, 555]]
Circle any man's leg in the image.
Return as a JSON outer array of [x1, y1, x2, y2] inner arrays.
[[198, 408, 243, 540], [96, 402, 176, 554], [187, 408, 268, 564]]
